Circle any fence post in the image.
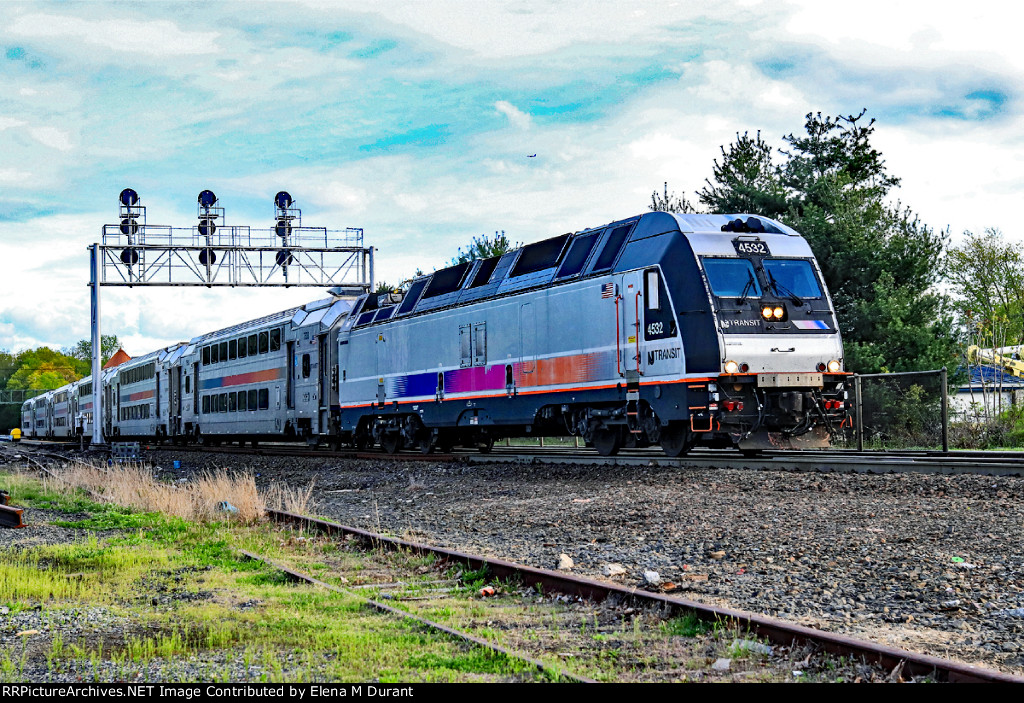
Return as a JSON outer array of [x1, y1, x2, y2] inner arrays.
[[941, 366, 949, 452], [855, 374, 864, 452]]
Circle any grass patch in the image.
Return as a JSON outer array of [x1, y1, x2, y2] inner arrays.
[[661, 612, 712, 638], [0, 471, 545, 683]]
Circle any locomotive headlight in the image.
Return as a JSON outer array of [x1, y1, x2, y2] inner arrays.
[[827, 359, 841, 372], [724, 360, 739, 374], [761, 306, 773, 319], [773, 306, 784, 319]]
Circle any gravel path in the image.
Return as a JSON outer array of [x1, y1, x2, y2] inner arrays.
[[19, 446, 1024, 675]]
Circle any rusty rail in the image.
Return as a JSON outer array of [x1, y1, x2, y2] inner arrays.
[[0, 504, 26, 528], [268, 509, 1024, 684], [238, 549, 594, 683]]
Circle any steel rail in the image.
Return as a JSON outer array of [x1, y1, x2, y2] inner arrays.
[[0, 504, 25, 528], [238, 549, 595, 683], [15, 437, 1024, 475], [267, 508, 1024, 683]]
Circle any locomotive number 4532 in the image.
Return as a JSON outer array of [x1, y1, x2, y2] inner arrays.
[[733, 240, 771, 256]]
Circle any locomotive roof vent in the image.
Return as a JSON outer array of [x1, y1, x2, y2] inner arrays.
[[721, 216, 783, 234]]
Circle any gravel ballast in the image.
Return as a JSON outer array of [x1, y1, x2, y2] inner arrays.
[[12, 446, 1024, 676]]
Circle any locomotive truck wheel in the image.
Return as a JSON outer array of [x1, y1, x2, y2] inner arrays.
[[477, 436, 494, 454], [418, 436, 434, 455], [381, 433, 402, 454], [660, 424, 695, 457], [592, 427, 621, 457]]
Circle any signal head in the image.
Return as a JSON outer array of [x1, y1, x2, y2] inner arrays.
[[198, 190, 218, 208]]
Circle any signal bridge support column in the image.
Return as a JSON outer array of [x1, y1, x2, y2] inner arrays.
[[90, 243, 104, 447]]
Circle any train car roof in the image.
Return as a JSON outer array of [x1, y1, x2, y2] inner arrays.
[[350, 211, 808, 327], [667, 213, 801, 237]]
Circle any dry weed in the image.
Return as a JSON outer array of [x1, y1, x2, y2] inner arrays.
[[48, 461, 266, 524], [265, 479, 316, 515]]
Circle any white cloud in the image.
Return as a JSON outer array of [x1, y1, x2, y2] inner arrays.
[[9, 14, 221, 57], [495, 101, 532, 130], [0, 118, 27, 131], [29, 126, 73, 152], [0, 168, 35, 183]]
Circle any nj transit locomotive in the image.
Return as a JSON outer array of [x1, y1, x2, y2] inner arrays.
[[22, 212, 848, 456]]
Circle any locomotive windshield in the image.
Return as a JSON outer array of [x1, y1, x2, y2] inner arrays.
[[762, 259, 822, 299], [703, 258, 762, 298]]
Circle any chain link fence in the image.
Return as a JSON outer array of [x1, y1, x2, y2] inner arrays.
[[842, 369, 949, 451]]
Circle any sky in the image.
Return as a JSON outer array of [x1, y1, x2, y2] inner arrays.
[[1, 0, 1021, 357]]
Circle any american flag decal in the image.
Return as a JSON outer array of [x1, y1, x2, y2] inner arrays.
[[601, 282, 616, 298]]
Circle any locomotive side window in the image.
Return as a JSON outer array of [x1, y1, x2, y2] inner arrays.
[[397, 279, 427, 314], [258, 388, 269, 410], [202, 396, 210, 414], [219, 393, 227, 413], [270, 328, 281, 351], [469, 257, 500, 288], [237, 391, 247, 411], [591, 224, 632, 272], [510, 234, 570, 277], [423, 262, 471, 299], [259, 332, 269, 354], [644, 268, 676, 341], [185, 377, 190, 394], [229, 339, 237, 360], [302, 354, 311, 378], [211, 344, 220, 364], [703, 258, 762, 298], [203, 346, 210, 365], [248, 389, 257, 410], [556, 232, 600, 279], [220, 342, 228, 361], [229, 393, 237, 412], [646, 270, 661, 310], [238, 337, 247, 358], [248, 334, 258, 356]]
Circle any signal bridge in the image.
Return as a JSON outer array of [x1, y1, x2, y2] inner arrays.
[[99, 189, 373, 289], [87, 189, 375, 445]]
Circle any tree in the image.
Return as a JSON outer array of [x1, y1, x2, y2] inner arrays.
[[5, 347, 83, 390], [450, 231, 518, 265], [943, 228, 1024, 345], [697, 131, 787, 215], [695, 110, 956, 373], [943, 228, 1024, 418], [65, 335, 121, 369], [650, 182, 697, 213]]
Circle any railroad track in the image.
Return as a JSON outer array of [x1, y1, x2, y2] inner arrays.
[[265, 508, 1023, 683], [13, 436, 1024, 475], [6, 448, 1022, 682], [131, 440, 1024, 476]]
